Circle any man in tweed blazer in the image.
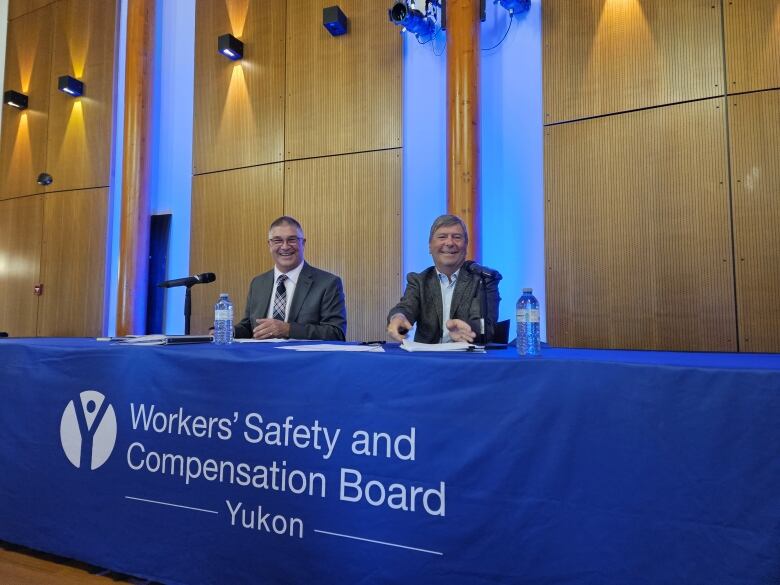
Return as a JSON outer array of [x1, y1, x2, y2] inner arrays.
[[387, 215, 500, 344]]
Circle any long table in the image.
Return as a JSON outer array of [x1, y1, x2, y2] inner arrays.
[[1, 338, 779, 584]]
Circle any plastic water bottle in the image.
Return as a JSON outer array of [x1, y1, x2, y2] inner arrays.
[[516, 288, 541, 357], [213, 293, 234, 345]]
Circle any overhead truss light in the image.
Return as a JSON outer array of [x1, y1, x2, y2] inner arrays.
[[3, 90, 28, 110], [58, 75, 84, 97], [218, 34, 244, 60]]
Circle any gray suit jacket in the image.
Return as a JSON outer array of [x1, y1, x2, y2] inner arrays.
[[235, 262, 347, 341], [387, 266, 500, 344]]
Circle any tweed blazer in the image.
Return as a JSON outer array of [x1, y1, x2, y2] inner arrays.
[[387, 265, 500, 343]]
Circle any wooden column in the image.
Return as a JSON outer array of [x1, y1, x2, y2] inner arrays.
[[446, 0, 481, 261], [116, 0, 155, 335]]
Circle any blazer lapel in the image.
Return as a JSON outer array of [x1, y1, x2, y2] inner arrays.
[[426, 270, 443, 329], [257, 271, 275, 317], [450, 269, 475, 318], [288, 263, 313, 322]]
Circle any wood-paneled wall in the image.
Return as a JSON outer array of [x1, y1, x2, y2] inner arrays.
[[286, 150, 402, 342], [193, 0, 286, 174], [543, 0, 780, 352], [0, 196, 43, 336], [190, 164, 284, 334], [45, 0, 116, 192], [724, 0, 780, 93], [0, 0, 116, 337], [37, 188, 108, 337], [0, 5, 53, 199], [285, 0, 402, 159], [191, 0, 402, 341], [728, 90, 780, 353], [543, 0, 723, 124], [1, 0, 115, 199], [545, 100, 736, 351], [8, 0, 56, 21]]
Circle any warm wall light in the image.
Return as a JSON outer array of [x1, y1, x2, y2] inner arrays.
[[58, 75, 85, 97], [323, 6, 348, 36], [218, 34, 244, 60], [3, 90, 28, 110]]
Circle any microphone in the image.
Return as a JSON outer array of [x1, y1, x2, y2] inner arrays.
[[158, 272, 216, 288], [463, 261, 503, 281]]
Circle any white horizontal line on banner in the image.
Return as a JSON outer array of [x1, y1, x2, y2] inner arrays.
[[314, 529, 443, 555], [125, 496, 219, 514]]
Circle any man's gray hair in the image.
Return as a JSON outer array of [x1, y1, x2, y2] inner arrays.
[[268, 216, 304, 239], [428, 214, 468, 243]]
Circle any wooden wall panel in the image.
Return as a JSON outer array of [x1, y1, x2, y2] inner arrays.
[[285, 149, 402, 342], [189, 164, 284, 334], [45, 0, 116, 193], [0, 6, 53, 199], [724, 0, 780, 93], [193, 0, 286, 175], [729, 90, 780, 352], [37, 188, 107, 337], [543, 0, 723, 123], [0, 196, 43, 337], [285, 0, 402, 159], [8, 0, 56, 21], [545, 99, 736, 351]]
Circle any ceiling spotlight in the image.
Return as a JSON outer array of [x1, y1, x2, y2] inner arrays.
[[58, 75, 84, 97], [218, 34, 243, 60], [3, 90, 28, 110], [388, 1, 436, 42], [323, 6, 348, 36]]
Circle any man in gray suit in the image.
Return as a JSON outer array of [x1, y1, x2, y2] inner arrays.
[[235, 216, 347, 341], [386, 214, 500, 344]]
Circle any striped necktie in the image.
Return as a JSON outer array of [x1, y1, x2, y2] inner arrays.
[[272, 274, 287, 321]]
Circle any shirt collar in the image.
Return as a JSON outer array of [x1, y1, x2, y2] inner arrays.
[[274, 261, 304, 285], [435, 267, 460, 285]]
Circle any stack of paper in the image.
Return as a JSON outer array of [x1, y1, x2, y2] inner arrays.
[[400, 339, 483, 352], [278, 344, 385, 353]]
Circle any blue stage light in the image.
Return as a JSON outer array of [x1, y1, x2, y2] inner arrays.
[[323, 6, 348, 36], [497, 0, 531, 15], [388, 1, 436, 42]]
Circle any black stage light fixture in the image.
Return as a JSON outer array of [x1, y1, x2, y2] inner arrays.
[[218, 34, 243, 60], [388, 1, 435, 40], [323, 5, 348, 36], [58, 75, 84, 97], [497, 0, 530, 15], [3, 90, 28, 110]]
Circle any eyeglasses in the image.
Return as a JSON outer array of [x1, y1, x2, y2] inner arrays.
[[269, 236, 303, 247]]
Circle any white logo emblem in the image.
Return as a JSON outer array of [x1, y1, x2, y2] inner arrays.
[[60, 390, 117, 470]]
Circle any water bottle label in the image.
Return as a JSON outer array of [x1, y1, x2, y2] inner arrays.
[[516, 309, 540, 323], [215, 310, 232, 320]]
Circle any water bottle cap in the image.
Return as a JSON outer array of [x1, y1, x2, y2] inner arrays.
[[522, 288, 533, 294], [219, 293, 229, 298]]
